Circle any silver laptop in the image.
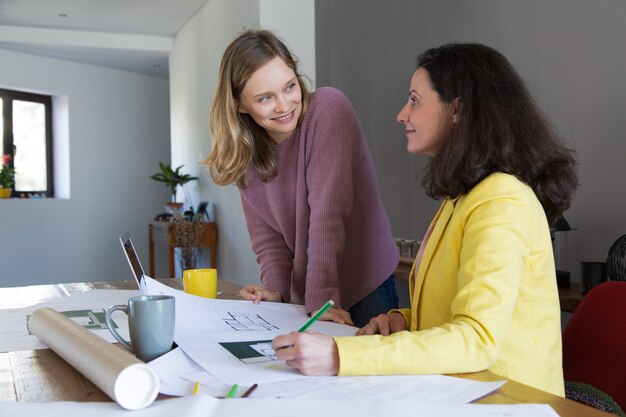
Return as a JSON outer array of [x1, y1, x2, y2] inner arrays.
[[119, 231, 148, 294]]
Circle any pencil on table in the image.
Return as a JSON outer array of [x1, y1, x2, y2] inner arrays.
[[241, 383, 258, 398], [226, 383, 238, 398]]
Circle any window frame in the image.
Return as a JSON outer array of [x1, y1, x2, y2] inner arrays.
[[0, 88, 54, 197]]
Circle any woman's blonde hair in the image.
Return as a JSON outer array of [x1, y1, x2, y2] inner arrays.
[[205, 29, 310, 188]]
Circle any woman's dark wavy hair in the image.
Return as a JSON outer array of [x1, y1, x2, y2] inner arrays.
[[418, 43, 578, 224]]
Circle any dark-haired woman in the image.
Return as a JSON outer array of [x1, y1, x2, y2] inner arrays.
[[272, 43, 577, 397]]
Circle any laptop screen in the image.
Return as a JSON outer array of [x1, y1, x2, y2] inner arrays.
[[119, 231, 148, 294]]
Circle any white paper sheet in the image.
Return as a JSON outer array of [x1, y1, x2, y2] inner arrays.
[[144, 276, 506, 406], [148, 348, 208, 396], [175, 331, 305, 384], [144, 276, 356, 337], [0, 289, 140, 352], [0, 394, 561, 417], [152, 347, 507, 404], [178, 371, 505, 403], [144, 275, 357, 385]]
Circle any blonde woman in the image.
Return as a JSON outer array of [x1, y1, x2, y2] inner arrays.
[[205, 30, 399, 327]]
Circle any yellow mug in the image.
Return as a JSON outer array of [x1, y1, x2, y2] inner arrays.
[[183, 268, 218, 298]]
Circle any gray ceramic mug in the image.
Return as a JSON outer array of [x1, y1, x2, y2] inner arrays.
[[105, 295, 175, 362]]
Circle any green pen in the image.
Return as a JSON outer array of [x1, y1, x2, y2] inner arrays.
[[298, 300, 334, 332], [226, 383, 238, 398]]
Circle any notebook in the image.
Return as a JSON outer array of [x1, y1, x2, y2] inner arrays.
[[119, 231, 148, 294]]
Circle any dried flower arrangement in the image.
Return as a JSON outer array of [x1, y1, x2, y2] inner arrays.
[[169, 212, 210, 272]]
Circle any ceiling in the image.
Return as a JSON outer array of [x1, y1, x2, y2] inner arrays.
[[0, 0, 211, 79]]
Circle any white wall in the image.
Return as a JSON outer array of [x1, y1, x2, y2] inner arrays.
[[316, 0, 626, 284], [169, 0, 316, 286], [260, 0, 316, 88], [9, 0, 613, 291], [0, 48, 171, 287]]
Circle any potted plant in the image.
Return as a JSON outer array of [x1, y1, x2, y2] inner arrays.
[[150, 162, 198, 213], [0, 154, 16, 198]]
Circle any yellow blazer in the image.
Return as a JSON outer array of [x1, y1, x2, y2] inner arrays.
[[335, 173, 564, 397]]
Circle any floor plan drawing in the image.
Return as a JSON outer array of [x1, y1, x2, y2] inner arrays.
[[27, 309, 113, 334], [221, 312, 280, 331], [219, 340, 277, 364]]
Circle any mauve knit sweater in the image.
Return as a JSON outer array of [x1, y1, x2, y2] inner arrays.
[[240, 87, 398, 314]]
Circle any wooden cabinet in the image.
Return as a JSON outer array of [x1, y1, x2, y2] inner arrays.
[[148, 220, 217, 278]]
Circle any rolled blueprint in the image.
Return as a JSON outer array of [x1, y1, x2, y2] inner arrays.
[[28, 307, 159, 410]]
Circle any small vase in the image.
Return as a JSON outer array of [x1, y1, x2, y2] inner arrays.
[[164, 202, 184, 215], [0, 188, 12, 198]]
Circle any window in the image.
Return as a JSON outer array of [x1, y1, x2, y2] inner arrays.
[[0, 88, 53, 197]]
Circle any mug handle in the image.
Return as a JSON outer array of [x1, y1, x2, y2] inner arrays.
[[105, 304, 132, 352]]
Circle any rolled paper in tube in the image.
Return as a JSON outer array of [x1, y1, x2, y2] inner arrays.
[[28, 307, 159, 410]]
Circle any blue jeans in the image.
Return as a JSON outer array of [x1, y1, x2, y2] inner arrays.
[[348, 275, 399, 328]]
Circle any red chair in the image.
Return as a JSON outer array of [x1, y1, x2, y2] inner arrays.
[[562, 281, 626, 415]]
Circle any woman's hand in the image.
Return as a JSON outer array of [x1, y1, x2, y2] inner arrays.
[[356, 312, 408, 336], [272, 332, 339, 375], [315, 306, 354, 326], [239, 285, 282, 304]]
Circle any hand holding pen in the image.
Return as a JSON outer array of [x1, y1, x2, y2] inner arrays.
[[271, 300, 340, 376], [271, 331, 339, 376]]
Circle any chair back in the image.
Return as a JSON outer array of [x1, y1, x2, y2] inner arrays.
[[562, 281, 626, 411]]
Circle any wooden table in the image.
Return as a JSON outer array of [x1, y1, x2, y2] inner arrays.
[[149, 220, 217, 278], [0, 278, 242, 310], [0, 280, 610, 416], [0, 278, 240, 404], [396, 256, 586, 313]]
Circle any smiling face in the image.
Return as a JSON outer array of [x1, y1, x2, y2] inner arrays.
[[397, 68, 455, 156], [238, 56, 303, 144]]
